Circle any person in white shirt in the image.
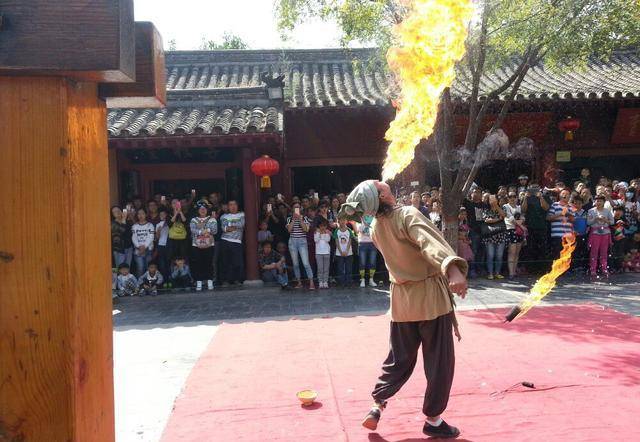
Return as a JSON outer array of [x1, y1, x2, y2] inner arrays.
[[219, 200, 246, 285], [356, 214, 378, 287], [131, 208, 155, 277], [314, 220, 332, 288], [333, 217, 355, 286]]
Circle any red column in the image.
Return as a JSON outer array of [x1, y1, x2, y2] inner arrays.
[[242, 148, 260, 281]]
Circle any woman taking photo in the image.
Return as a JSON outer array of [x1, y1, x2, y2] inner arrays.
[[482, 195, 508, 280], [503, 192, 525, 279], [189, 202, 218, 291], [111, 206, 133, 267], [168, 198, 190, 262], [131, 208, 155, 277], [287, 202, 316, 290]]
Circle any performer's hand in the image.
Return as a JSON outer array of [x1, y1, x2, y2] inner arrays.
[[447, 265, 467, 299]]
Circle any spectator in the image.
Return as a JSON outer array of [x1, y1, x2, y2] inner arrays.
[[190, 202, 217, 291], [611, 206, 627, 272], [411, 191, 429, 217], [334, 217, 356, 287], [330, 197, 341, 220], [219, 200, 246, 285], [257, 220, 274, 244], [147, 200, 160, 225], [463, 187, 487, 277], [482, 195, 508, 280], [521, 184, 551, 273], [131, 208, 155, 277], [547, 189, 575, 259], [571, 197, 589, 273], [258, 241, 290, 289], [286, 202, 315, 290], [111, 206, 133, 268], [517, 175, 529, 194], [356, 214, 378, 288], [314, 220, 332, 289], [168, 199, 189, 262], [116, 263, 138, 297], [155, 208, 170, 283], [503, 192, 525, 279], [429, 200, 443, 230], [587, 195, 614, 277], [138, 261, 164, 296], [314, 201, 337, 229], [169, 256, 193, 289]]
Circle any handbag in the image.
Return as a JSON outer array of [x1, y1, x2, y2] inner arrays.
[[480, 220, 506, 238]]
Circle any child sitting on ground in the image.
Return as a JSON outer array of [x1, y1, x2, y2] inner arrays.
[[314, 220, 332, 289], [138, 261, 164, 296], [258, 241, 290, 289], [116, 263, 138, 297], [169, 256, 193, 289], [623, 248, 640, 272]]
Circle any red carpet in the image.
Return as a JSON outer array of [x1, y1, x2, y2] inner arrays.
[[161, 305, 640, 441]]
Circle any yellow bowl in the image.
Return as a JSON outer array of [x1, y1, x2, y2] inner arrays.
[[296, 389, 318, 406]]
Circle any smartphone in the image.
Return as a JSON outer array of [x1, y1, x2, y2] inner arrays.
[[176, 201, 182, 210], [267, 203, 272, 212], [122, 208, 128, 217], [314, 192, 319, 200], [191, 188, 196, 195], [161, 195, 166, 202], [294, 207, 300, 216], [277, 193, 283, 201]]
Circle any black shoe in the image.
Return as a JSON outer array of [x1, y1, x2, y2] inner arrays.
[[362, 401, 386, 431], [423, 420, 460, 439]]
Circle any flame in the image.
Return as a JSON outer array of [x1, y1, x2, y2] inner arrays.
[[515, 233, 577, 320], [381, 0, 473, 182]]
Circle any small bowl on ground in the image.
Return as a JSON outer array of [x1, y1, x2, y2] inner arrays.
[[297, 389, 318, 406]]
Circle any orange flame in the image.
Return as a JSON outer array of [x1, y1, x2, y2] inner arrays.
[[382, 0, 473, 182], [515, 233, 577, 320]]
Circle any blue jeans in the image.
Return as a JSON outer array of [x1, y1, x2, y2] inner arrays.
[[358, 242, 377, 272], [262, 267, 289, 287], [113, 248, 133, 268], [133, 250, 153, 278], [485, 242, 505, 275], [335, 255, 354, 285], [288, 237, 314, 281]]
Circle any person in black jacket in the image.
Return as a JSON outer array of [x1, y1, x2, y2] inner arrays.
[[111, 206, 133, 267]]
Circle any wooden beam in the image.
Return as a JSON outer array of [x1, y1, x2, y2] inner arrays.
[[0, 77, 114, 441], [0, 1, 135, 82], [101, 22, 166, 108]]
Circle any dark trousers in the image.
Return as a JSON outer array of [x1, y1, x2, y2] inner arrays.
[[469, 230, 484, 276], [156, 245, 171, 282], [221, 240, 245, 283], [191, 246, 214, 281], [524, 228, 549, 273], [335, 255, 353, 285], [571, 235, 588, 272], [168, 238, 189, 262], [372, 314, 455, 417]]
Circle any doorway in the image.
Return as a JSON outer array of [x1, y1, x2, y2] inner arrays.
[[291, 164, 381, 196]]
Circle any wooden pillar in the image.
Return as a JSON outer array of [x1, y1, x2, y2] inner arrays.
[[242, 148, 260, 282], [0, 78, 114, 440]]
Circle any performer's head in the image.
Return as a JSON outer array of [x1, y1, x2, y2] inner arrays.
[[373, 181, 396, 215]]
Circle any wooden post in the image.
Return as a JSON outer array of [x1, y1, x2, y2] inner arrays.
[[242, 149, 260, 282], [0, 77, 114, 441]]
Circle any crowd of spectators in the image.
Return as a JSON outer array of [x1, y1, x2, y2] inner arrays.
[[111, 168, 640, 296]]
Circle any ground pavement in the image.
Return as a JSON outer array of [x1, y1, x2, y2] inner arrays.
[[113, 273, 640, 442]]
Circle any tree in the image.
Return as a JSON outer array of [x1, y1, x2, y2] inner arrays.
[[200, 32, 249, 50], [275, 0, 640, 246]]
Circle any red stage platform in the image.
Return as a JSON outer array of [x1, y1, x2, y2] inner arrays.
[[161, 305, 640, 441]]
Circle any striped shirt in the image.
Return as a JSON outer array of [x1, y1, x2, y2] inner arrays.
[[547, 202, 575, 238], [286, 215, 310, 239]]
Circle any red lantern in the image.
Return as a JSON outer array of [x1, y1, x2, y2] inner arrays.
[[558, 117, 581, 141], [250, 155, 280, 188]]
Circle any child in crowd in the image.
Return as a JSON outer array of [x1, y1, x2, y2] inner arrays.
[[457, 207, 474, 264], [170, 256, 193, 289], [356, 214, 378, 287], [258, 241, 290, 289], [116, 263, 138, 297], [155, 208, 170, 284], [623, 248, 640, 272], [314, 220, 332, 289], [611, 209, 627, 272], [257, 221, 274, 245], [138, 261, 164, 296], [333, 217, 356, 287], [571, 197, 589, 273]]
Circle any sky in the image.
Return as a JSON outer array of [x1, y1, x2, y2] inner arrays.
[[134, 0, 342, 50]]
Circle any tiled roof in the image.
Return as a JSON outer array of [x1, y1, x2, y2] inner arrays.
[[162, 48, 640, 105]]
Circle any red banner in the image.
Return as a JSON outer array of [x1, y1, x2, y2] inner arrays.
[[611, 108, 640, 144], [454, 112, 552, 146]]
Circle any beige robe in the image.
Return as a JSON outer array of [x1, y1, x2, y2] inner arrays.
[[372, 206, 468, 322]]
